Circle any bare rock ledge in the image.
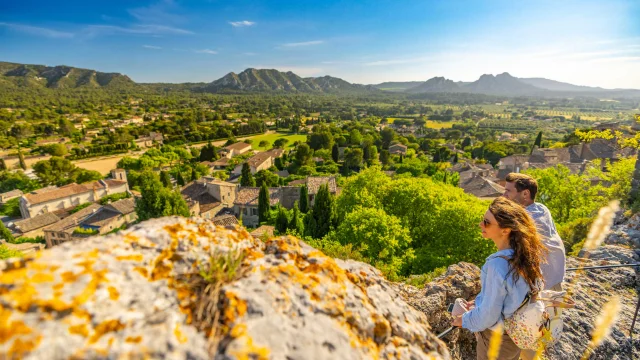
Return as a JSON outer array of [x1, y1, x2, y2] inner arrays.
[[0, 217, 449, 359]]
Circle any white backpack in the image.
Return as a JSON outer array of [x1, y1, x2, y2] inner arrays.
[[503, 289, 575, 350]]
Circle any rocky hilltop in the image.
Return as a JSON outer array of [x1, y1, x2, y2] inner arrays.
[[1, 212, 638, 359], [0, 61, 134, 89], [0, 217, 448, 359]]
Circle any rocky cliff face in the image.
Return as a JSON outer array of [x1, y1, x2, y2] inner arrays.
[[396, 213, 640, 360], [0, 217, 449, 359]]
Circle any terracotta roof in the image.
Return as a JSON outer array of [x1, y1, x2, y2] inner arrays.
[[24, 183, 98, 205], [212, 214, 239, 227], [250, 225, 274, 238], [44, 203, 102, 233], [0, 189, 23, 199], [287, 179, 306, 186], [13, 213, 60, 233], [235, 187, 281, 206], [81, 208, 122, 228], [103, 179, 128, 188], [306, 176, 337, 195], [246, 152, 272, 168], [224, 142, 251, 152], [389, 144, 408, 150], [104, 198, 135, 215], [459, 176, 505, 198], [264, 148, 285, 158]]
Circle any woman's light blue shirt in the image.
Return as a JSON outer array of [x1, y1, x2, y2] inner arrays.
[[461, 249, 532, 332]]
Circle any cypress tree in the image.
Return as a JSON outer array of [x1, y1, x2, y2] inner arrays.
[[190, 167, 198, 181], [0, 158, 5, 171], [258, 182, 270, 223], [18, 151, 26, 170], [308, 184, 333, 238], [0, 221, 14, 242], [240, 163, 256, 186], [299, 185, 309, 213], [176, 171, 185, 186], [332, 143, 339, 162], [531, 131, 543, 154], [453, 153, 459, 164], [275, 206, 289, 234], [160, 170, 172, 188], [288, 201, 304, 235]]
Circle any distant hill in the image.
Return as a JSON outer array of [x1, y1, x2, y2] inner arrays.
[[201, 68, 377, 94], [518, 78, 610, 92], [372, 81, 423, 92], [464, 72, 541, 95], [405, 72, 640, 98], [405, 77, 461, 93], [0, 61, 134, 89]]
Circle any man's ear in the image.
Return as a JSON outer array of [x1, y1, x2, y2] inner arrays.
[[522, 189, 531, 201]]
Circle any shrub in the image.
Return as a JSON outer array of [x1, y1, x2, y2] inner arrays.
[[0, 245, 23, 259]]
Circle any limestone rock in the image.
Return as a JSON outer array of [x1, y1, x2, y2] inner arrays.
[[392, 262, 481, 359], [0, 217, 449, 359]]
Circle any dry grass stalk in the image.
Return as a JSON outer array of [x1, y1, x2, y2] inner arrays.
[[583, 200, 620, 251], [567, 200, 620, 297], [487, 324, 503, 360], [580, 295, 622, 360]]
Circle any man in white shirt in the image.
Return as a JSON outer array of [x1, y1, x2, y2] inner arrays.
[[503, 173, 566, 291]]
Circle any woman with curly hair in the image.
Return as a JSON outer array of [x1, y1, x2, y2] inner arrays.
[[452, 197, 548, 360]]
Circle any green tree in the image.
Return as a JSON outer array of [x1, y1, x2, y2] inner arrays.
[[255, 170, 279, 187], [160, 170, 172, 188], [349, 129, 362, 146], [258, 182, 270, 223], [294, 144, 313, 165], [0, 221, 14, 242], [332, 143, 340, 162], [190, 167, 198, 181], [288, 200, 304, 235], [259, 140, 270, 148], [18, 151, 26, 171], [306, 184, 334, 238], [240, 163, 256, 186], [379, 150, 390, 166], [273, 138, 289, 148], [299, 185, 309, 213], [176, 171, 186, 186], [275, 206, 289, 234], [344, 148, 363, 171], [135, 171, 190, 221], [328, 207, 414, 280], [531, 131, 543, 154]]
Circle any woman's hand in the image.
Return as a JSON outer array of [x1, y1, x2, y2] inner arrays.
[[451, 315, 463, 327]]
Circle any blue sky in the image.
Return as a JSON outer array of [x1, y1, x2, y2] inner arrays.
[[1, 0, 639, 88]]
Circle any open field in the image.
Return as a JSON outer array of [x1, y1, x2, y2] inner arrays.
[[247, 133, 307, 150], [74, 153, 140, 175], [425, 120, 458, 129]]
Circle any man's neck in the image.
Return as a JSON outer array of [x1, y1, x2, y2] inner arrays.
[[522, 199, 534, 207]]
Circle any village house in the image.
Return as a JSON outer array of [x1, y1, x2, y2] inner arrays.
[[233, 187, 283, 227], [232, 151, 273, 176], [11, 212, 60, 239], [496, 138, 637, 182], [35, 137, 70, 146], [388, 143, 408, 155], [0, 189, 23, 203], [180, 178, 236, 219], [43, 203, 102, 248], [219, 142, 252, 159], [201, 157, 231, 171], [211, 214, 239, 227], [19, 169, 129, 219], [134, 132, 164, 149], [77, 198, 137, 235], [459, 173, 506, 199]]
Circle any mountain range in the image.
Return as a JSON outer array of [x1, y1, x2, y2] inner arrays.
[[1, 61, 639, 98]]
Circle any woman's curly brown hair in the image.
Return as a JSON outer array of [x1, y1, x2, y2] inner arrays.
[[489, 197, 548, 291]]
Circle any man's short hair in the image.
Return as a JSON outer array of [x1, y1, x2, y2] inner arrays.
[[505, 173, 538, 201]]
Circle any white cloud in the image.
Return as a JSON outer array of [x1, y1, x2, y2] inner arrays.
[[85, 24, 193, 36], [0, 22, 74, 38], [229, 21, 255, 27], [143, 45, 162, 49], [128, 0, 184, 24], [281, 40, 324, 47], [195, 49, 217, 54]]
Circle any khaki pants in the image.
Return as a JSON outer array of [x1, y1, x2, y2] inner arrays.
[[476, 328, 521, 360], [520, 282, 563, 360]]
